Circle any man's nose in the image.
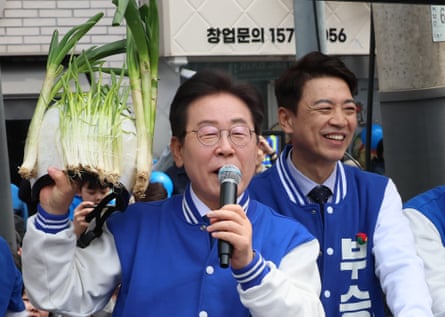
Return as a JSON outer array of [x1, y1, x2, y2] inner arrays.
[[329, 108, 348, 126], [216, 131, 236, 154]]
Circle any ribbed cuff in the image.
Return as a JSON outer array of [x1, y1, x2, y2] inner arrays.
[[34, 204, 70, 234], [232, 250, 270, 290]]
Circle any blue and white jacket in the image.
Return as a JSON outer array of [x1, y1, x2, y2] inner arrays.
[[404, 186, 445, 317], [249, 145, 434, 317], [22, 186, 324, 317], [404, 186, 445, 245]]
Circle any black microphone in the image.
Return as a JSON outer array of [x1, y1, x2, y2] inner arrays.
[[217, 164, 242, 268]]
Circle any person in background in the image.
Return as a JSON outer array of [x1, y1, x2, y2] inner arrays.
[[248, 51, 433, 316], [0, 236, 26, 316], [164, 164, 190, 195], [72, 173, 112, 238], [255, 135, 277, 174], [404, 186, 445, 317], [153, 146, 190, 195], [145, 171, 173, 199], [10, 214, 26, 270], [137, 182, 167, 202], [152, 145, 175, 172], [11, 183, 29, 227], [18, 178, 33, 217], [21, 69, 324, 317], [22, 288, 52, 317], [130, 171, 173, 203], [370, 139, 385, 175]]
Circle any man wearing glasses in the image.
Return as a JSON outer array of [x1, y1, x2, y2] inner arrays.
[[22, 69, 324, 317]]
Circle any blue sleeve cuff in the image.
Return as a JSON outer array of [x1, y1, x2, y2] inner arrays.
[[34, 203, 70, 234], [232, 249, 270, 290]]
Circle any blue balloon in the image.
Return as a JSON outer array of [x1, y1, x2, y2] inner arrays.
[[360, 123, 383, 150], [150, 171, 174, 198]]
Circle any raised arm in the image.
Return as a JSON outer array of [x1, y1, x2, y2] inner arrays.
[[21, 167, 121, 317]]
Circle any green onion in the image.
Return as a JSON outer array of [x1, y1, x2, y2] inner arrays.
[[19, 13, 105, 179], [113, 0, 160, 200], [57, 56, 130, 185], [20, 1, 159, 196]]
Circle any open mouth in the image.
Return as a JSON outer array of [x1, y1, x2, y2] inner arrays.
[[212, 168, 222, 177], [325, 133, 345, 141]]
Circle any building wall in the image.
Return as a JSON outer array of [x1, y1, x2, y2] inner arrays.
[[0, 0, 125, 56], [0, 1, 180, 182]]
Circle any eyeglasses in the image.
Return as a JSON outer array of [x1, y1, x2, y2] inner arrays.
[[186, 125, 255, 147]]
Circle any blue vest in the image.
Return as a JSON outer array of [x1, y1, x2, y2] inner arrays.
[[249, 145, 389, 317], [404, 185, 445, 246], [107, 187, 314, 317]]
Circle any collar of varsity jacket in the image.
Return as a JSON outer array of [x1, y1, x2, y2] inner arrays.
[[275, 145, 347, 206], [182, 185, 250, 225]]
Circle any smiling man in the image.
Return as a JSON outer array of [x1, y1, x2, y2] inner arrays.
[[249, 51, 434, 317]]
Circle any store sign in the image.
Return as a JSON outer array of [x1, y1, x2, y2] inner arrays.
[[159, 0, 371, 57], [159, 0, 296, 56], [206, 27, 294, 45]]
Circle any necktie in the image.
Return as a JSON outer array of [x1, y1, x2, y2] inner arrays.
[[202, 215, 210, 225], [308, 185, 332, 222], [308, 185, 332, 205]]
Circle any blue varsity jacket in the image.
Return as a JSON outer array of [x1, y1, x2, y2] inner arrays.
[[107, 187, 315, 317], [249, 145, 389, 316]]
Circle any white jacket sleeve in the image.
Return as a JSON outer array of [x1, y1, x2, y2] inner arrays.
[[374, 180, 433, 317], [21, 216, 121, 317], [238, 239, 325, 317], [404, 208, 445, 317]]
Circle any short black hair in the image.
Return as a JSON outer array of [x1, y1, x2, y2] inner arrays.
[[169, 69, 264, 142], [80, 171, 111, 190], [275, 51, 357, 113]]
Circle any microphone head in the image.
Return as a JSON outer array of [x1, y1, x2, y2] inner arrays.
[[218, 165, 242, 185]]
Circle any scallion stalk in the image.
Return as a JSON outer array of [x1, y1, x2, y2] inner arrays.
[[57, 55, 130, 185], [112, 0, 159, 200], [19, 13, 105, 179]]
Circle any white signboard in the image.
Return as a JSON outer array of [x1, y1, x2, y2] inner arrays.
[[159, 0, 371, 57], [159, 0, 296, 56], [324, 2, 371, 55], [431, 5, 445, 42]]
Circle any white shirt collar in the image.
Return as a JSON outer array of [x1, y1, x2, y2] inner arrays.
[[286, 149, 337, 199]]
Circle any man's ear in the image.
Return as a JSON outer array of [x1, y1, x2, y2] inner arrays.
[[278, 107, 294, 133], [170, 137, 184, 168]]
